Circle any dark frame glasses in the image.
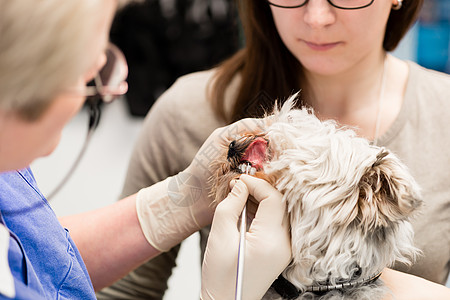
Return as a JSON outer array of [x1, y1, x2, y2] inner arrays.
[[266, 0, 375, 10]]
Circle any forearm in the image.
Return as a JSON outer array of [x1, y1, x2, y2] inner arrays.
[[381, 268, 450, 300], [59, 194, 160, 291]]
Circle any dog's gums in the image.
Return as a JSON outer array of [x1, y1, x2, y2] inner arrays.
[[227, 135, 269, 174], [240, 137, 268, 170]]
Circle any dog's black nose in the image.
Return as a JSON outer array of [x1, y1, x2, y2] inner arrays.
[[227, 140, 238, 161]]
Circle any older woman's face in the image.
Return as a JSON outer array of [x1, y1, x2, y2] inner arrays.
[[269, 0, 394, 76], [0, 1, 117, 172]]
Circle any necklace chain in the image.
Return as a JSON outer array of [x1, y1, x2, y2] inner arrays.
[[372, 55, 388, 146]]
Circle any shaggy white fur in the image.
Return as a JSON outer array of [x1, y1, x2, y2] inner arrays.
[[210, 94, 423, 300]]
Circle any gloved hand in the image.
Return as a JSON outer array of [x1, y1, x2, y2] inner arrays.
[[201, 174, 292, 300], [136, 118, 265, 252]]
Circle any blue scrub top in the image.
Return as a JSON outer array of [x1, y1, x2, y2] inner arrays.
[[0, 168, 96, 299]]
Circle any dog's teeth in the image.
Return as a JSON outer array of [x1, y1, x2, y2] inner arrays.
[[238, 163, 256, 174]]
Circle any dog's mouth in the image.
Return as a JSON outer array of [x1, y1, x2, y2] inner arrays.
[[227, 136, 269, 175]]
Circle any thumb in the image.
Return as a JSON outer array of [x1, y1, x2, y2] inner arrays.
[[213, 179, 249, 227], [206, 179, 249, 264], [240, 174, 288, 229]]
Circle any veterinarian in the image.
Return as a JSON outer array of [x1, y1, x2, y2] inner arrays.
[[0, 1, 292, 299], [101, 0, 450, 299]]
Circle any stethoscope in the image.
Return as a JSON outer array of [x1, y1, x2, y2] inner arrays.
[[46, 43, 128, 200]]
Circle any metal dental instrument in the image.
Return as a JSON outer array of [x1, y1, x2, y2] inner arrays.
[[235, 163, 251, 300], [235, 204, 246, 300]]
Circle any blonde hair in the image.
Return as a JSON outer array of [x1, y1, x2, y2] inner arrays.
[[0, 0, 133, 121]]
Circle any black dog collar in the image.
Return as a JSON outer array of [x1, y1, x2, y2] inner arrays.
[[271, 271, 382, 299]]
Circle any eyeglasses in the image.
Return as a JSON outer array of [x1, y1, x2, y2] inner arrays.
[[266, 0, 375, 10], [46, 43, 128, 200], [82, 43, 128, 131], [84, 43, 128, 103]]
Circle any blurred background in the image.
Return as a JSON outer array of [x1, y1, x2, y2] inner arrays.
[[31, 0, 450, 299]]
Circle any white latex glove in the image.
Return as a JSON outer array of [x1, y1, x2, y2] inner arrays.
[[136, 118, 265, 252], [201, 174, 292, 300]]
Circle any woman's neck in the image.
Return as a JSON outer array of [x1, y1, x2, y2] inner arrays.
[[303, 52, 387, 120], [302, 53, 408, 141], [301, 52, 407, 141]]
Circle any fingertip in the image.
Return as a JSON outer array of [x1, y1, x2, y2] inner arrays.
[[228, 176, 241, 190], [239, 174, 283, 206], [214, 179, 249, 221], [239, 174, 268, 189], [239, 174, 253, 181], [229, 179, 248, 196]]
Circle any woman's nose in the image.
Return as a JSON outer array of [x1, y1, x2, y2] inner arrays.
[[303, 0, 336, 29]]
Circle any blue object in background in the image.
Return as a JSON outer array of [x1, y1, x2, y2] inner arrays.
[[417, 23, 449, 73], [416, 0, 450, 73]]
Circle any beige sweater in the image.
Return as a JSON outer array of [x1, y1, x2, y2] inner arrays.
[[98, 62, 450, 299]]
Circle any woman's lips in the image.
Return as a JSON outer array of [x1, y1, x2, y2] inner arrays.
[[303, 40, 341, 51]]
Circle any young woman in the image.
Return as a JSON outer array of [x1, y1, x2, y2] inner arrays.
[[99, 0, 450, 299], [0, 1, 291, 299]]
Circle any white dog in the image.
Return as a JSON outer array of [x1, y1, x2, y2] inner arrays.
[[210, 95, 422, 299]]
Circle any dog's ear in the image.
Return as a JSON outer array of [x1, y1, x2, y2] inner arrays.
[[356, 149, 422, 231]]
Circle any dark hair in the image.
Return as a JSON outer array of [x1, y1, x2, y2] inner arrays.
[[209, 0, 424, 123]]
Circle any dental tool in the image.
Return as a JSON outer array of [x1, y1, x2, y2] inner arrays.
[[235, 163, 250, 300]]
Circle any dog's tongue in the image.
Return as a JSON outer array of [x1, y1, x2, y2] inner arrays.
[[241, 137, 268, 170]]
